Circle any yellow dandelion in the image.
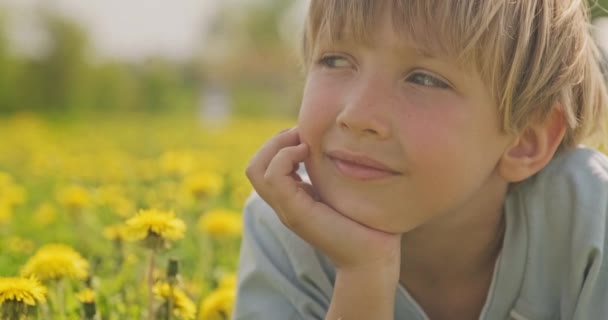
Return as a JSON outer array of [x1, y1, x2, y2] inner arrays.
[[182, 171, 224, 199], [21, 244, 89, 281], [230, 182, 252, 210], [56, 185, 91, 211], [0, 277, 46, 319], [1, 184, 26, 208], [198, 208, 242, 238], [124, 209, 186, 242], [103, 224, 128, 241], [0, 200, 12, 225], [78, 288, 97, 319], [5, 236, 34, 254], [76, 288, 95, 303], [33, 203, 57, 227], [217, 273, 237, 290], [0, 276, 47, 306], [95, 185, 134, 217], [0, 172, 14, 186], [135, 158, 162, 181], [182, 281, 203, 299], [227, 172, 251, 209], [160, 151, 196, 176], [198, 287, 236, 320], [110, 196, 134, 217], [153, 282, 196, 319], [0, 173, 25, 207]]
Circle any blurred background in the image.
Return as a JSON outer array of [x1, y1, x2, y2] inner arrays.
[[0, 0, 606, 119], [0, 1, 607, 319], [0, 0, 308, 119], [0, 1, 308, 319]]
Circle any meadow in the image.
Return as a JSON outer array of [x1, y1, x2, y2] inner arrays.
[[0, 113, 295, 320]]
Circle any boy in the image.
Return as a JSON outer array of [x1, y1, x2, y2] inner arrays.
[[236, 0, 608, 319]]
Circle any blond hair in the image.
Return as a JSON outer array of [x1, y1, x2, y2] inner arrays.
[[301, 0, 608, 149]]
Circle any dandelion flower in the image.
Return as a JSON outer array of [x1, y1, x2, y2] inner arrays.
[[0, 172, 14, 186], [217, 273, 237, 290], [124, 209, 186, 251], [0, 172, 26, 207], [153, 282, 196, 319], [103, 224, 128, 241], [198, 287, 235, 320], [95, 185, 133, 217], [183, 171, 224, 199], [77, 288, 97, 319], [228, 173, 252, 208], [21, 244, 89, 281], [160, 151, 195, 176], [0, 276, 46, 319], [1, 184, 26, 208], [33, 203, 57, 227], [198, 208, 242, 238], [5, 236, 34, 254], [76, 288, 95, 303], [56, 185, 91, 211], [0, 200, 12, 225], [126, 209, 186, 314], [0, 276, 47, 306], [124, 209, 186, 241]]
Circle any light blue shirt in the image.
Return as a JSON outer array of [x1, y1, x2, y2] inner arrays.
[[233, 146, 608, 319]]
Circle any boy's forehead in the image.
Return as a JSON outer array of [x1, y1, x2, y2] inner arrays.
[[306, 0, 490, 72]]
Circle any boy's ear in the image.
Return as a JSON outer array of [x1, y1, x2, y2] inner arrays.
[[498, 105, 567, 182]]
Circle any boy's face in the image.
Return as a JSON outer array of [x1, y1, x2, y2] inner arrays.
[[298, 17, 515, 234]]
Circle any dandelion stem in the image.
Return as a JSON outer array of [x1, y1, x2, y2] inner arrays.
[[41, 300, 50, 320], [57, 279, 66, 320], [147, 250, 156, 320], [166, 258, 178, 320], [166, 283, 173, 320]]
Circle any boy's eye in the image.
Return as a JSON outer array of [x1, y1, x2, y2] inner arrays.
[[317, 55, 351, 68], [406, 72, 450, 89]]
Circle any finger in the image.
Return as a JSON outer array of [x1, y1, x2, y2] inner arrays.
[[259, 143, 310, 225], [246, 127, 300, 182], [255, 127, 300, 170], [264, 143, 309, 192]]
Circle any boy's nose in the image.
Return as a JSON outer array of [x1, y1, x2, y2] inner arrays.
[[336, 82, 391, 140]]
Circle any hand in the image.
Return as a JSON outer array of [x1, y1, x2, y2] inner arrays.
[[246, 127, 402, 275]]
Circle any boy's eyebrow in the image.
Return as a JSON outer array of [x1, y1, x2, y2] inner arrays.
[[317, 37, 438, 60]]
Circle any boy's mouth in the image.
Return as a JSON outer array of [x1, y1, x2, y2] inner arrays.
[[326, 150, 401, 180]]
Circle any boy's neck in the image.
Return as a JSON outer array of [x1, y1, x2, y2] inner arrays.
[[399, 172, 508, 282], [398, 178, 508, 316], [399, 207, 505, 285]]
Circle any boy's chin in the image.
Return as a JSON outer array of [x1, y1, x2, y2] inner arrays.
[[321, 196, 412, 234]]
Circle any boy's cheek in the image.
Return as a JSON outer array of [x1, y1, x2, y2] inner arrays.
[[296, 111, 320, 148], [298, 94, 338, 143]]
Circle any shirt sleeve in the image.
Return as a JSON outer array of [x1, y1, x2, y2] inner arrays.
[[529, 147, 608, 319], [570, 257, 608, 319], [232, 193, 333, 320], [496, 147, 608, 319], [561, 149, 608, 319]]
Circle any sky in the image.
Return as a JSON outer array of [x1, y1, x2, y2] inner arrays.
[[0, 0, 222, 61]]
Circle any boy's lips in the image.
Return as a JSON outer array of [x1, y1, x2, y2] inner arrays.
[[326, 150, 401, 180]]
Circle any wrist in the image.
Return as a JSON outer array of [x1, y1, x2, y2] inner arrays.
[[335, 265, 400, 292], [336, 254, 401, 284], [326, 268, 399, 320]]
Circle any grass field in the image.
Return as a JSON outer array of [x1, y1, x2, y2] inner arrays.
[[0, 113, 295, 320]]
